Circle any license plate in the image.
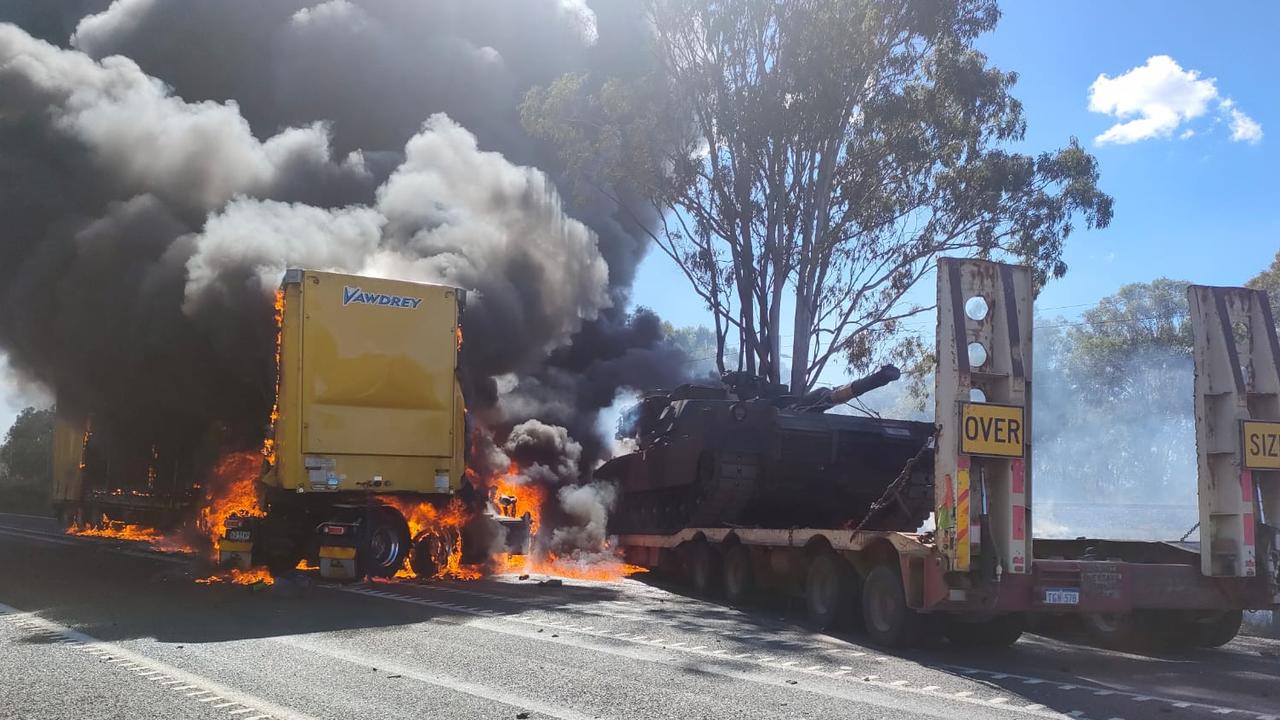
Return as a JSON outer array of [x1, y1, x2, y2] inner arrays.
[[1044, 588, 1080, 605], [228, 530, 251, 542]]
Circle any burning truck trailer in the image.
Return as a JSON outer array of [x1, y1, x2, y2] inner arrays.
[[221, 269, 531, 580], [611, 257, 1280, 650], [52, 412, 210, 536], [52, 269, 530, 578]]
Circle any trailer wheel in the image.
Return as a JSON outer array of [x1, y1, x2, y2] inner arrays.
[[806, 553, 858, 630], [943, 613, 1025, 648], [687, 541, 721, 597], [57, 505, 83, 530], [1189, 610, 1242, 648], [1083, 611, 1171, 650], [410, 532, 453, 579], [723, 544, 753, 605], [360, 506, 411, 578], [862, 563, 921, 648]]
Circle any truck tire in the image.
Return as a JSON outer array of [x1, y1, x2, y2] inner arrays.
[[943, 613, 1025, 648], [1084, 610, 1168, 651], [410, 532, 453, 579], [1190, 610, 1242, 648], [862, 563, 922, 648], [57, 505, 83, 530], [806, 552, 858, 630], [360, 506, 411, 578], [687, 541, 721, 597], [723, 544, 753, 605]]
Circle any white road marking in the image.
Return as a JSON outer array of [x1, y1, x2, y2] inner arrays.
[[0, 602, 310, 720], [277, 635, 604, 720]]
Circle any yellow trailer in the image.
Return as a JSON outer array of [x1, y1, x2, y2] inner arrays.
[[229, 269, 486, 578]]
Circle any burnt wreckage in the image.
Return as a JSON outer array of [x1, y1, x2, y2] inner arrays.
[[600, 365, 936, 533]]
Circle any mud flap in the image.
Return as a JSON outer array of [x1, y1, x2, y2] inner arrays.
[[319, 546, 358, 580], [218, 540, 253, 571]]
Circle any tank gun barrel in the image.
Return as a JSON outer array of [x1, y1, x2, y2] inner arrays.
[[795, 364, 901, 412], [829, 364, 901, 405]]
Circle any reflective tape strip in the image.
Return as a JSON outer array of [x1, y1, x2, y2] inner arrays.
[[218, 541, 253, 553], [956, 461, 971, 571], [318, 545, 357, 560]]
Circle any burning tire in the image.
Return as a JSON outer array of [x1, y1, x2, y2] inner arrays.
[[805, 552, 859, 630], [723, 544, 754, 604], [360, 506, 411, 578], [409, 531, 455, 579], [862, 563, 923, 648]]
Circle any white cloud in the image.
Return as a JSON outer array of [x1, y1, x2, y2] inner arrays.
[[1224, 100, 1263, 144], [1088, 55, 1217, 144], [1088, 55, 1261, 146]]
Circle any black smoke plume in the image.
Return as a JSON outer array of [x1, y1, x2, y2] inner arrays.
[[0, 2, 689, 547]]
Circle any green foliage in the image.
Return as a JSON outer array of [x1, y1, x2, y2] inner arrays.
[[1247, 249, 1280, 312], [524, 0, 1113, 391], [0, 406, 54, 487], [0, 406, 54, 513], [1060, 278, 1192, 396]]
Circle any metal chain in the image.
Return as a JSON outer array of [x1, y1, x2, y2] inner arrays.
[[846, 425, 939, 536]]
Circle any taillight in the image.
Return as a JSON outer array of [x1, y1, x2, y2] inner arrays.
[[323, 525, 347, 536]]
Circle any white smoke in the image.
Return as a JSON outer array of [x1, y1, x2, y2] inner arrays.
[[550, 482, 617, 555]]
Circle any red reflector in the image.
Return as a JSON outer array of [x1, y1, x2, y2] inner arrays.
[[324, 525, 347, 536]]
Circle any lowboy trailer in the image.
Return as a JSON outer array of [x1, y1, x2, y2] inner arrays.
[[618, 258, 1279, 648]]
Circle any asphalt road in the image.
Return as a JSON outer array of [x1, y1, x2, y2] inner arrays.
[[0, 512, 1277, 720]]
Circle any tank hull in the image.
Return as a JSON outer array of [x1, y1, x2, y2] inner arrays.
[[601, 397, 935, 534]]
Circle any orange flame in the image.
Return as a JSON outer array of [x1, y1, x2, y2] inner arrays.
[[493, 465, 544, 534], [495, 552, 649, 581], [384, 497, 482, 580], [205, 450, 265, 551], [195, 567, 274, 586], [67, 516, 194, 553], [262, 288, 285, 466]]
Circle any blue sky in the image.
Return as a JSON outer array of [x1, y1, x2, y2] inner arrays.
[[630, 0, 1279, 361]]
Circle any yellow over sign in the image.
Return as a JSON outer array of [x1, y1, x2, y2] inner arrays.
[[960, 402, 1025, 458], [1242, 420, 1280, 470]]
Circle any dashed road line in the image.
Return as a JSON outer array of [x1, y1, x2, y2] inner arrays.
[[943, 664, 1266, 718], [0, 603, 313, 720], [333, 584, 1075, 718]]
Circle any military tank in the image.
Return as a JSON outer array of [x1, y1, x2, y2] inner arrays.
[[599, 366, 936, 534]]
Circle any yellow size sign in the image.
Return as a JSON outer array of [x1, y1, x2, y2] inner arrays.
[[1242, 420, 1280, 470], [960, 402, 1025, 458]]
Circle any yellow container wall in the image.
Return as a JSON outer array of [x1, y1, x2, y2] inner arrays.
[[269, 270, 465, 494], [51, 413, 85, 504]]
